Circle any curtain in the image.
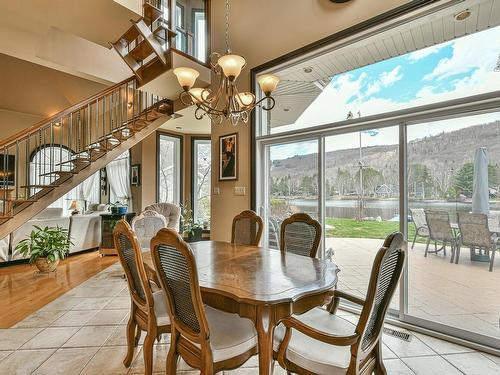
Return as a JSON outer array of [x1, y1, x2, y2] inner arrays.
[[106, 152, 132, 209], [80, 172, 100, 206]]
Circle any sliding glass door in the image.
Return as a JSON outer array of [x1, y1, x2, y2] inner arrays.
[[158, 134, 182, 204]]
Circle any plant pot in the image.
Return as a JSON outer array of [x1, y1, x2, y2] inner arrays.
[[186, 227, 203, 243], [111, 206, 128, 215], [35, 257, 59, 273]]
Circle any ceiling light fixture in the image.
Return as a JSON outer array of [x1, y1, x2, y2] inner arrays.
[[173, 0, 280, 125], [303, 67, 313, 74], [454, 9, 472, 21]]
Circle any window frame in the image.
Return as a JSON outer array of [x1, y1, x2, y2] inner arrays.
[[156, 131, 184, 205], [191, 136, 211, 226]]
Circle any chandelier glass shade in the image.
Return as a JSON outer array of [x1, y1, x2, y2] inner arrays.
[[172, 0, 280, 125]]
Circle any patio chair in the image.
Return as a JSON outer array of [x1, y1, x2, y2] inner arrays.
[[280, 213, 322, 258], [150, 228, 258, 374], [231, 210, 263, 246], [410, 208, 429, 249], [268, 217, 280, 249], [424, 210, 458, 259], [131, 210, 167, 250], [112, 220, 170, 375], [274, 232, 405, 375], [456, 212, 499, 272]]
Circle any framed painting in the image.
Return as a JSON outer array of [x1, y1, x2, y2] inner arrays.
[[131, 164, 141, 186], [219, 133, 238, 181]]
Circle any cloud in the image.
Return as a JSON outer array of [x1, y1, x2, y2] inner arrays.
[[406, 43, 448, 62], [424, 27, 500, 81], [365, 65, 403, 96]]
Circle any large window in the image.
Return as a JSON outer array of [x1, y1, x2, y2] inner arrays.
[[254, 1, 500, 350], [174, 0, 208, 62], [30, 145, 100, 215], [192, 138, 211, 227], [158, 133, 182, 204]]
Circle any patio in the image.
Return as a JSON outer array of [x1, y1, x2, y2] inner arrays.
[[329, 237, 500, 339]]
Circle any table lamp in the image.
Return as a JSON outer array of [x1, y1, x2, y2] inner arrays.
[[69, 200, 79, 215]]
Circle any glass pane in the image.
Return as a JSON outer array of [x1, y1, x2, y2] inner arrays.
[[158, 134, 181, 204], [175, 0, 207, 62], [407, 112, 500, 339], [193, 139, 211, 228], [266, 140, 318, 249], [325, 127, 400, 309]]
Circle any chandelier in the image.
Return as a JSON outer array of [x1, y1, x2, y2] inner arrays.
[[173, 0, 280, 125]]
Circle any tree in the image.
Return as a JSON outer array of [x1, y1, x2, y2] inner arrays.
[[355, 167, 383, 195], [453, 163, 474, 197], [409, 163, 434, 199]]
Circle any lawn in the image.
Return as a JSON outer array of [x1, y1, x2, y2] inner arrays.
[[325, 217, 425, 243]]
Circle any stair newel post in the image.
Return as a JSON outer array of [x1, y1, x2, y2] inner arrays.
[[87, 103, 92, 152], [15, 140, 19, 202]]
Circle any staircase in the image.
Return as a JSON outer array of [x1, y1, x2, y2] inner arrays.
[[0, 76, 173, 239], [112, 0, 176, 85]]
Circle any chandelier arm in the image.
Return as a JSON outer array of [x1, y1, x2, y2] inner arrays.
[[179, 91, 194, 106], [256, 96, 276, 111]]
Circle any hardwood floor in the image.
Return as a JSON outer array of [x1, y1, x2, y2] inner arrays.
[[0, 251, 117, 328]]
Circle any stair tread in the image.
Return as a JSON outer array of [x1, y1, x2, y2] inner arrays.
[[39, 170, 75, 177], [121, 24, 141, 43], [153, 23, 176, 40], [20, 184, 58, 189], [128, 39, 155, 61], [143, 2, 163, 23]]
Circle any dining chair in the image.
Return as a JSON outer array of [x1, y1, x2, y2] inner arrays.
[[424, 210, 458, 259], [231, 210, 264, 246], [150, 228, 258, 375], [145, 202, 181, 230], [274, 232, 405, 375], [112, 220, 171, 375], [280, 213, 322, 258], [410, 208, 429, 249], [456, 212, 499, 271], [131, 210, 167, 250]]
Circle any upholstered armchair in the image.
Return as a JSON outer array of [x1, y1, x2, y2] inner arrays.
[[144, 203, 181, 230]]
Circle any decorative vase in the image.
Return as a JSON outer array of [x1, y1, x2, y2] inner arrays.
[[111, 206, 128, 215], [35, 257, 59, 273]]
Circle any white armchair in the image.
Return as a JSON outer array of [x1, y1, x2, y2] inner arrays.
[[131, 210, 167, 249], [144, 203, 180, 230]]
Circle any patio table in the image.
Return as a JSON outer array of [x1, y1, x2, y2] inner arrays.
[[450, 222, 500, 262]]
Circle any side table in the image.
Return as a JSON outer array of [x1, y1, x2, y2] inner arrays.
[[99, 212, 136, 256]]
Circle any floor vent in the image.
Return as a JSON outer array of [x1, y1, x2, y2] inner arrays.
[[383, 328, 412, 342]]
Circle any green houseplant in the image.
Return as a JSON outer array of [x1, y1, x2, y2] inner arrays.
[[15, 225, 73, 273], [181, 204, 203, 242]]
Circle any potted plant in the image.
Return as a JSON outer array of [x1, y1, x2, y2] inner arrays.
[[15, 225, 73, 273], [181, 204, 203, 242], [110, 201, 128, 215]]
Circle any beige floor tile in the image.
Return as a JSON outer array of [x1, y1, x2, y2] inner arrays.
[[413, 333, 475, 355], [402, 355, 462, 375], [128, 344, 169, 374], [383, 343, 398, 359], [21, 327, 79, 349], [62, 325, 116, 348], [80, 346, 134, 374], [104, 296, 130, 310], [0, 350, 13, 362], [50, 310, 99, 327], [0, 349, 54, 374], [72, 297, 114, 310], [483, 352, 500, 366], [32, 347, 98, 375], [382, 334, 436, 358], [443, 352, 500, 375], [384, 359, 416, 374], [13, 310, 66, 328], [38, 296, 82, 312], [104, 326, 146, 347], [86, 309, 128, 326], [0, 328, 42, 350]]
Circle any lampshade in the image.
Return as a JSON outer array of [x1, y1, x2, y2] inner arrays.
[[258, 74, 280, 95], [173, 67, 200, 90], [189, 88, 210, 104], [68, 200, 78, 210], [217, 54, 246, 80], [235, 92, 255, 107]]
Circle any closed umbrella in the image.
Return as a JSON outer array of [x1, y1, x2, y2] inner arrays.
[[472, 147, 489, 214]]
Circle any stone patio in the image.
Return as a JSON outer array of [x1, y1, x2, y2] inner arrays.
[[328, 237, 500, 339]]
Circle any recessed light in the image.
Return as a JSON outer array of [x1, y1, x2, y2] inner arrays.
[[283, 108, 290, 112], [303, 67, 313, 74], [176, 126, 182, 130], [454, 9, 472, 21]]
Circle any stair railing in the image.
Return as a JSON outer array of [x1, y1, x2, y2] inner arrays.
[[0, 76, 164, 220]]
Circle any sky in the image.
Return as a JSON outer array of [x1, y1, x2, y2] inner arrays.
[[270, 25, 500, 161]]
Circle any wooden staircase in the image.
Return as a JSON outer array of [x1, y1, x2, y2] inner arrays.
[[112, 0, 176, 85], [0, 76, 174, 239]]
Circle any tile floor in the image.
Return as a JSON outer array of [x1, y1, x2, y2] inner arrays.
[[1, 262, 499, 374]]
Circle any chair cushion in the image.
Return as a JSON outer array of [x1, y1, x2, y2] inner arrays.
[[274, 308, 356, 375], [205, 306, 257, 362], [153, 290, 170, 327]]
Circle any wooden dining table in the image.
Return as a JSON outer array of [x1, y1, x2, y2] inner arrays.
[[142, 240, 339, 375]]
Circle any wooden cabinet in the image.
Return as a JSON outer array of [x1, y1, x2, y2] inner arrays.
[[99, 213, 136, 255]]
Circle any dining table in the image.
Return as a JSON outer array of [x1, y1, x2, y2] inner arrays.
[[142, 240, 339, 375]]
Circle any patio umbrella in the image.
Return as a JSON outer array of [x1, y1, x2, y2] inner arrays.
[[472, 147, 489, 214]]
